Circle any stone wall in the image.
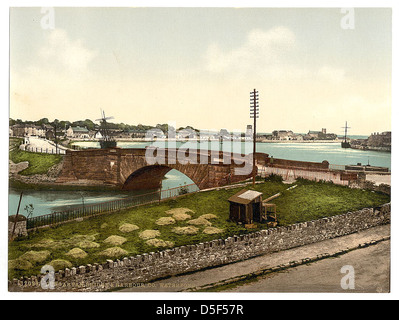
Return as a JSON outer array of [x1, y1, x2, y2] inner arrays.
[[8, 215, 28, 240], [9, 203, 390, 292], [255, 153, 329, 170]]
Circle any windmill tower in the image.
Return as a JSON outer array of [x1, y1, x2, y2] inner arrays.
[[95, 110, 117, 149]]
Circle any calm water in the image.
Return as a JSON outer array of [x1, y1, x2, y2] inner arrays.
[[8, 169, 196, 217], [9, 140, 390, 217]]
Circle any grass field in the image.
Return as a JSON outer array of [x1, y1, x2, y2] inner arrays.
[[9, 137, 23, 151], [8, 179, 390, 280], [9, 138, 63, 176]]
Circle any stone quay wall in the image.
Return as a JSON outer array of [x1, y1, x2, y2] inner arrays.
[[10, 203, 390, 292]]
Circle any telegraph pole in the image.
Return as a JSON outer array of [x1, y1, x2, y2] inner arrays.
[[250, 89, 259, 186], [11, 192, 23, 240], [53, 120, 59, 154]]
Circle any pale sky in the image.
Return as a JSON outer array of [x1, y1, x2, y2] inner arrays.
[[9, 7, 391, 135]]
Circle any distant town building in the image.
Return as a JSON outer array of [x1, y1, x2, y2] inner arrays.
[[131, 129, 147, 139], [362, 131, 391, 152], [11, 124, 46, 138], [306, 130, 321, 139], [11, 124, 26, 137], [219, 129, 230, 139], [272, 130, 295, 140], [94, 130, 103, 139], [45, 129, 55, 140], [349, 132, 391, 152], [177, 128, 197, 140], [66, 126, 90, 139], [305, 129, 337, 140]]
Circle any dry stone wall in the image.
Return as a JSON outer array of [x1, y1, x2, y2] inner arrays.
[[8, 216, 28, 239], [10, 203, 390, 292]]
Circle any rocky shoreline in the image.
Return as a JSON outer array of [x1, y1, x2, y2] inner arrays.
[[9, 159, 63, 186]]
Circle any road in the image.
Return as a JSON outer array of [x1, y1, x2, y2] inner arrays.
[[24, 136, 67, 154], [227, 239, 390, 293], [120, 224, 390, 293]]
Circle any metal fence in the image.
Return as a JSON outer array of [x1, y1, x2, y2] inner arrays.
[[26, 183, 198, 229]]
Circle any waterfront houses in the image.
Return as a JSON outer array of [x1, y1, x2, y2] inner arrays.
[[272, 130, 295, 140], [305, 128, 337, 140]]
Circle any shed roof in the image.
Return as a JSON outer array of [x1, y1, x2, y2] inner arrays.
[[70, 126, 89, 133], [228, 189, 263, 205]]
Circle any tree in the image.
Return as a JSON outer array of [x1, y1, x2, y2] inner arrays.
[[83, 119, 96, 131]]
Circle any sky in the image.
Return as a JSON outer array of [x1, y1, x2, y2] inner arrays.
[[9, 7, 392, 135]]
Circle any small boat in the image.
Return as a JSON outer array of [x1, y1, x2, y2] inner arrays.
[[341, 141, 351, 148]]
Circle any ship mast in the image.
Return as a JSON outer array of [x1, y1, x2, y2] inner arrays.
[[342, 121, 351, 143], [341, 121, 351, 149]]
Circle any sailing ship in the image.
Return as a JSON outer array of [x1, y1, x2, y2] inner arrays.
[[341, 121, 351, 148], [96, 110, 117, 149]]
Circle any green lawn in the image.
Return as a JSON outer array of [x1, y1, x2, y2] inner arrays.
[[8, 179, 390, 280], [9, 146, 63, 176]]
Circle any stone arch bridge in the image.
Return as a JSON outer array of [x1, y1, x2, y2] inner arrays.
[[56, 148, 264, 190]]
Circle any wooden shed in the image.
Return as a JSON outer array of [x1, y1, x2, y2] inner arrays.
[[227, 189, 263, 224]]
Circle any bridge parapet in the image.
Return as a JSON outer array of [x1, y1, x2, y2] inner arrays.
[[57, 147, 260, 190]]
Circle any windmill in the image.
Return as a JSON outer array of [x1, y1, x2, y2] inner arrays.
[[95, 109, 117, 149]]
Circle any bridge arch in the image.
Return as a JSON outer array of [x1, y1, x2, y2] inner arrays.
[[121, 165, 199, 191], [122, 165, 172, 190]]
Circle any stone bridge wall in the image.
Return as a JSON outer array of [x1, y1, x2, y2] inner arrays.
[[255, 153, 329, 170], [57, 148, 255, 190], [10, 203, 390, 292]]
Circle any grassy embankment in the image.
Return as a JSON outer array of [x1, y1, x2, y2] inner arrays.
[[8, 178, 390, 280], [9, 138, 122, 192], [9, 137, 63, 176]]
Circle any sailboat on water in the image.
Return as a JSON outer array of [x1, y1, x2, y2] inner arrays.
[[341, 121, 351, 148]]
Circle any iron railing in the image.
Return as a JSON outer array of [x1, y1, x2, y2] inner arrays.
[[26, 183, 198, 229]]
